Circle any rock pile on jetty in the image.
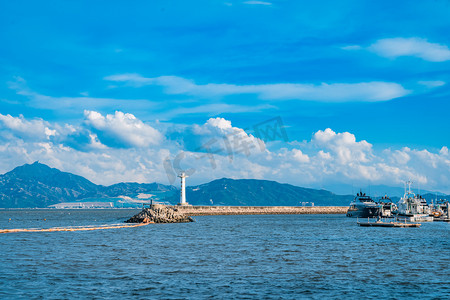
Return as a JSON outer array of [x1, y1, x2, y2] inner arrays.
[[125, 204, 194, 223]]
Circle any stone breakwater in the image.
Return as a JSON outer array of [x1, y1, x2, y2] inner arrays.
[[125, 205, 347, 223], [125, 204, 194, 223], [177, 206, 348, 216]]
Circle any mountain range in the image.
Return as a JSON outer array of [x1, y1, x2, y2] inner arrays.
[[0, 162, 447, 208], [0, 162, 176, 208], [172, 178, 353, 206]]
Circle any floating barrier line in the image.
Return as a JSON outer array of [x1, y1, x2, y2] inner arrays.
[[0, 222, 152, 234]]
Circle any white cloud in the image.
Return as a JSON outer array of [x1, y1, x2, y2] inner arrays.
[[368, 37, 450, 62], [84, 110, 163, 148], [206, 117, 232, 130], [105, 74, 410, 102], [8, 76, 156, 114], [391, 149, 411, 165], [88, 133, 108, 150], [313, 128, 372, 164], [169, 117, 266, 158], [157, 103, 273, 120], [318, 150, 332, 161], [292, 149, 310, 163], [8, 76, 272, 121], [0, 113, 58, 140], [418, 80, 446, 88], [340, 45, 361, 51], [0, 113, 448, 193], [244, 1, 272, 5]]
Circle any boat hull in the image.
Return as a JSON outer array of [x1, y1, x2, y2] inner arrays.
[[357, 220, 421, 228], [346, 206, 380, 218], [395, 214, 434, 222]]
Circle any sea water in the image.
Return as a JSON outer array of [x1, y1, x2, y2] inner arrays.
[[0, 210, 448, 299]]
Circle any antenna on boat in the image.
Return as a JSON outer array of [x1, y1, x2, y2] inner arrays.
[[418, 181, 421, 195], [406, 180, 413, 195]]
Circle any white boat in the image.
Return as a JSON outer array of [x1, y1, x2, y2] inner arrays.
[[378, 195, 397, 217], [395, 181, 433, 222]]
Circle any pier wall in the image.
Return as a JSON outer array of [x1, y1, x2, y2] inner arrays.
[[176, 206, 347, 216]]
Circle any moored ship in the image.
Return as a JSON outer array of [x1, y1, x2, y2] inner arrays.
[[430, 198, 450, 220], [378, 195, 397, 217], [346, 191, 381, 218], [395, 181, 433, 222]]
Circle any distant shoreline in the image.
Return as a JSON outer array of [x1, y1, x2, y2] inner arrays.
[[0, 206, 348, 215]]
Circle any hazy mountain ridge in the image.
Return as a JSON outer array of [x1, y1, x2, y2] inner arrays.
[[0, 162, 447, 208], [99, 182, 177, 198], [0, 162, 176, 208], [168, 178, 354, 206]]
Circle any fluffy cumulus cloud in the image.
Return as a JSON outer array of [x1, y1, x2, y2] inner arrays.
[[167, 117, 265, 157], [0, 113, 60, 141], [0, 112, 448, 193], [105, 74, 409, 102], [368, 37, 450, 62], [291, 149, 310, 163], [83, 110, 163, 148], [313, 128, 372, 165], [390, 148, 411, 165], [0, 111, 164, 152]]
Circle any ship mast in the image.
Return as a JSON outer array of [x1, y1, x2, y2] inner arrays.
[[406, 180, 413, 195]]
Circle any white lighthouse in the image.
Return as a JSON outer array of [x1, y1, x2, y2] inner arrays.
[[178, 172, 189, 206]]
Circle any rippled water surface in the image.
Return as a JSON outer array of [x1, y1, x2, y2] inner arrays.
[[1, 210, 449, 299]]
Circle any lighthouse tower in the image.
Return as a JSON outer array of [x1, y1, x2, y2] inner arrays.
[[178, 172, 189, 206]]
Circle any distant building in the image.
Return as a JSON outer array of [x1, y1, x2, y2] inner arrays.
[[48, 202, 114, 209]]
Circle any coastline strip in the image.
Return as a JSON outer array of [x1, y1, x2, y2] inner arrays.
[[176, 206, 348, 216]]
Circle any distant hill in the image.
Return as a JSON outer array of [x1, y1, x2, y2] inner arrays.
[[0, 162, 98, 208], [167, 178, 354, 206], [100, 182, 177, 197], [0, 162, 176, 208], [1, 162, 447, 208]]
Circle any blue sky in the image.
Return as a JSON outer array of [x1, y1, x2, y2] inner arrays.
[[1, 1, 449, 193]]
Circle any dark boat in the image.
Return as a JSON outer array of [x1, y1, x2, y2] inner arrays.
[[346, 191, 381, 218]]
